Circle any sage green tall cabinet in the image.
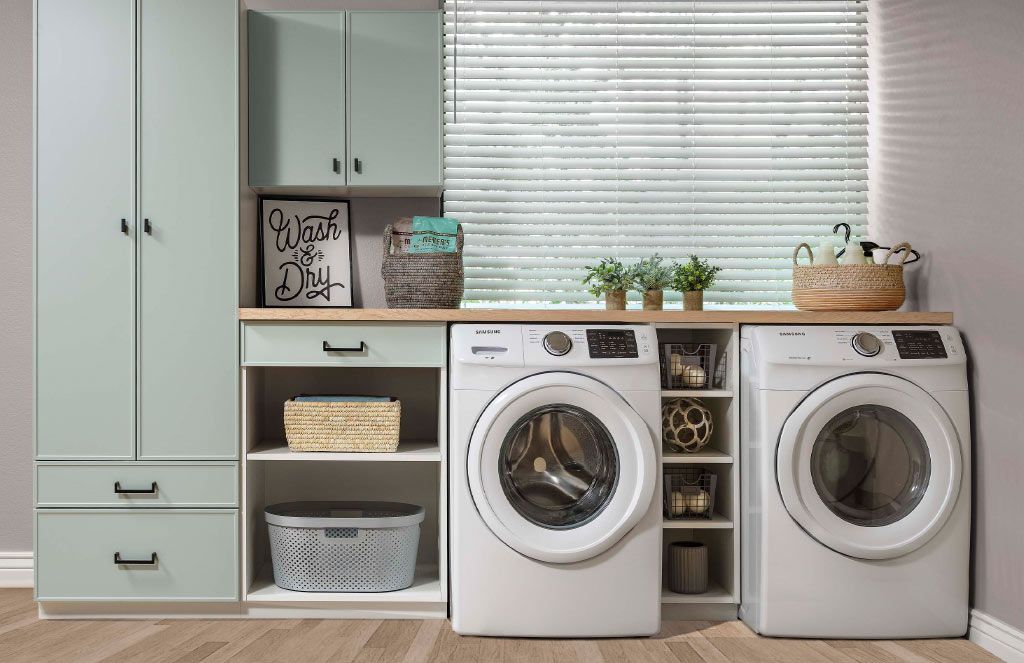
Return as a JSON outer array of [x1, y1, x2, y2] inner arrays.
[[35, 0, 239, 603]]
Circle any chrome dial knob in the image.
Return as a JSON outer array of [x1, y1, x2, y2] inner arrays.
[[543, 331, 573, 356], [852, 332, 883, 357]]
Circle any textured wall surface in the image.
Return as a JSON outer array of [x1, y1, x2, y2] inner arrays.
[[870, 0, 1024, 631], [0, 0, 35, 552]]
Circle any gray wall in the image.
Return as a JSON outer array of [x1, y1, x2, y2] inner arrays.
[[0, 0, 35, 553], [870, 0, 1024, 631]]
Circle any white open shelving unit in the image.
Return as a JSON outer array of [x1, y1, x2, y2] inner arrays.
[[655, 323, 741, 620], [240, 342, 448, 619]]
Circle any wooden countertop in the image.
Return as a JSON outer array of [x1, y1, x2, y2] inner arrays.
[[239, 308, 953, 325]]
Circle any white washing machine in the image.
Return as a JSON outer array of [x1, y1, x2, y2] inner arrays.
[[740, 326, 970, 638], [449, 324, 662, 637]]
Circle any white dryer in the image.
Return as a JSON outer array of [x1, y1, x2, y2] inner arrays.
[[740, 326, 970, 638], [449, 324, 662, 637]]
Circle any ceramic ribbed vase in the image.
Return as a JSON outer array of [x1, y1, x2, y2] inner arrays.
[[667, 541, 708, 594]]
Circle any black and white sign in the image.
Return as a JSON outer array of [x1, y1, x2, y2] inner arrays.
[[259, 197, 353, 307]]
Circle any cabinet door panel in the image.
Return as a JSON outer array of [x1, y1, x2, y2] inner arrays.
[[249, 12, 345, 186], [36, 0, 135, 460], [138, 0, 238, 459], [348, 12, 442, 186]]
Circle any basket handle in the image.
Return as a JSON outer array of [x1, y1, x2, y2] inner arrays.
[[881, 241, 914, 265], [793, 243, 814, 266]]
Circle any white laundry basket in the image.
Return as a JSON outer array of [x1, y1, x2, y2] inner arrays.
[[265, 501, 424, 592]]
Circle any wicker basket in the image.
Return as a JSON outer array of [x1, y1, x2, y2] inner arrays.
[[381, 224, 464, 309], [792, 242, 913, 312], [284, 398, 401, 453]]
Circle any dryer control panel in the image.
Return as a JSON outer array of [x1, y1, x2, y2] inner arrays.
[[586, 329, 639, 358], [891, 330, 948, 359]]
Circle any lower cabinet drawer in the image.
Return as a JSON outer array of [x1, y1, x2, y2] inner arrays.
[[36, 510, 238, 601], [241, 322, 446, 367], [36, 463, 238, 507]]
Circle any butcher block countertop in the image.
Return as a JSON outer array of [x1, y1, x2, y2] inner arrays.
[[239, 308, 953, 325]]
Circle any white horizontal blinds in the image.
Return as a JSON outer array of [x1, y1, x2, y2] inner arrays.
[[443, 0, 868, 306]]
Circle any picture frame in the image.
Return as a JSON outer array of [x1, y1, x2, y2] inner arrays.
[[258, 196, 354, 308]]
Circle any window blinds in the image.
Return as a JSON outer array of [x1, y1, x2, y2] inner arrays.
[[443, 0, 868, 306]]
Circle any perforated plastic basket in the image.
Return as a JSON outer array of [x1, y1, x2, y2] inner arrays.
[[265, 501, 424, 593]]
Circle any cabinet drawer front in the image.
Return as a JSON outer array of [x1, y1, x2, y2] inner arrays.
[[36, 510, 238, 601], [36, 464, 238, 508], [242, 323, 445, 367]]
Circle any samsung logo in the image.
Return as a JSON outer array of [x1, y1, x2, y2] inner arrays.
[[779, 332, 806, 336], [475, 329, 501, 335]]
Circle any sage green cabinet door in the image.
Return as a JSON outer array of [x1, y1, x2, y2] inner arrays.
[[138, 0, 237, 460], [35, 0, 135, 460], [249, 11, 345, 186], [347, 12, 442, 186]]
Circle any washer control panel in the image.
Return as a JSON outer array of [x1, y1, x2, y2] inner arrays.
[[586, 329, 639, 358], [891, 329, 948, 359]]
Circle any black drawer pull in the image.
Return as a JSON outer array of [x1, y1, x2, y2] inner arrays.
[[114, 552, 158, 565], [353, 157, 362, 174], [322, 341, 365, 353], [332, 157, 341, 174], [144, 218, 152, 235], [120, 218, 129, 235], [113, 481, 158, 495]]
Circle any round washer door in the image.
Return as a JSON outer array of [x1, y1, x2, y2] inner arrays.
[[777, 373, 962, 560], [468, 372, 657, 564]]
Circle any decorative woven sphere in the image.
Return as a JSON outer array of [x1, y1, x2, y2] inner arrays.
[[662, 398, 714, 453], [681, 364, 707, 388]]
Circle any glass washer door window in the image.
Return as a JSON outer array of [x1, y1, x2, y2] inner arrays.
[[811, 405, 931, 528], [776, 374, 962, 560], [468, 372, 657, 564], [500, 404, 619, 530]]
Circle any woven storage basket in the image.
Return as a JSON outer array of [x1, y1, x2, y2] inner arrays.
[[381, 224, 464, 309], [284, 398, 401, 453], [792, 242, 912, 312]]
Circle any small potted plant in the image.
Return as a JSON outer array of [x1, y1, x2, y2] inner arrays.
[[583, 258, 634, 310], [630, 254, 672, 311], [672, 255, 721, 311]]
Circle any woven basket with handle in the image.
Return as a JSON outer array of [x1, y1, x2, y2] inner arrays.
[[284, 398, 401, 453], [381, 223, 464, 309], [792, 242, 913, 311]]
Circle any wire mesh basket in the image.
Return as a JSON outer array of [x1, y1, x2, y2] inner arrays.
[[663, 467, 718, 521], [659, 343, 717, 390]]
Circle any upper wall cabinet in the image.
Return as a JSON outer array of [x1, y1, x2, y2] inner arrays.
[[347, 12, 443, 187], [248, 10, 442, 189], [248, 12, 346, 187]]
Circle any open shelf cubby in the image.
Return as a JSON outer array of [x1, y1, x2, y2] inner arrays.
[[240, 362, 447, 618], [655, 324, 740, 619]]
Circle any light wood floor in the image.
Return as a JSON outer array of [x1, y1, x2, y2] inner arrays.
[[0, 590, 998, 663]]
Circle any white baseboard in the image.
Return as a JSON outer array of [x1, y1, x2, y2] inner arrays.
[[970, 609, 1024, 662], [0, 552, 33, 588]]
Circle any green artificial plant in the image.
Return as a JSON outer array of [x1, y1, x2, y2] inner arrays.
[[582, 258, 634, 297], [672, 255, 722, 292], [629, 254, 673, 293]]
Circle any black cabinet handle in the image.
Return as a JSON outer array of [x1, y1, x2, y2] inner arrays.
[[144, 219, 152, 235], [353, 158, 362, 174], [332, 157, 341, 174], [121, 218, 129, 235], [114, 552, 158, 566], [114, 481, 158, 495], [323, 341, 366, 353]]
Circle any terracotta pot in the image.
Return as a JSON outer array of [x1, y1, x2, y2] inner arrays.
[[605, 290, 627, 310], [683, 290, 704, 311], [642, 289, 664, 311]]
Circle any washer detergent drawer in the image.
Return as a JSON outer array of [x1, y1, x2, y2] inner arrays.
[[242, 322, 445, 367], [36, 463, 238, 508], [36, 510, 239, 601]]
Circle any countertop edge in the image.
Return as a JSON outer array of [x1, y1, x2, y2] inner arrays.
[[238, 308, 954, 325]]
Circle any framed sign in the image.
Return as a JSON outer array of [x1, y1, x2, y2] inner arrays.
[[258, 196, 353, 307]]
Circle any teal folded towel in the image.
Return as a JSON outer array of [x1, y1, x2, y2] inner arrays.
[[408, 216, 458, 254], [292, 395, 392, 402]]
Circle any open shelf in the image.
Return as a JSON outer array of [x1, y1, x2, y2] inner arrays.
[[663, 449, 732, 464], [246, 564, 443, 604], [661, 579, 734, 604], [662, 389, 732, 398], [247, 440, 440, 462], [663, 513, 732, 529]]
